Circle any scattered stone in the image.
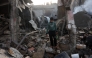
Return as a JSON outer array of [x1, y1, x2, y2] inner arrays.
[[8, 47, 23, 58], [45, 47, 55, 53], [76, 44, 86, 49], [27, 42, 35, 48], [25, 56, 31, 58], [55, 52, 70, 58], [33, 47, 45, 58]]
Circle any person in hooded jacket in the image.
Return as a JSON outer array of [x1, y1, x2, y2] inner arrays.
[[46, 17, 57, 48]]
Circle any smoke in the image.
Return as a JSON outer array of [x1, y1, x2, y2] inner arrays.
[[73, 0, 92, 14], [73, 6, 84, 14]]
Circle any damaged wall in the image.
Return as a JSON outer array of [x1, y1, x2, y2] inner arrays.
[[0, 0, 11, 43], [57, 0, 72, 19], [18, 0, 40, 31], [0, 0, 39, 42]]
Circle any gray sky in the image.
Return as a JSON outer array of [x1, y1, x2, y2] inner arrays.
[[31, 0, 57, 5]]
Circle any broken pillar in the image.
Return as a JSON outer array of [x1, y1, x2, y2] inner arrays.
[[10, 0, 19, 42], [66, 7, 77, 51]]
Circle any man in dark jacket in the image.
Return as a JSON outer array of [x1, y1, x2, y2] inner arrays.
[[46, 17, 57, 48]]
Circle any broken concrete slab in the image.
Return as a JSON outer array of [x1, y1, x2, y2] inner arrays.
[[28, 47, 35, 56], [25, 56, 31, 58], [27, 41, 35, 48], [29, 20, 38, 30], [0, 47, 23, 58], [8, 47, 23, 58], [45, 47, 55, 53]]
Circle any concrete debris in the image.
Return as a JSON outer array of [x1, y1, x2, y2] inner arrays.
[[59, 43, 70, 51], [55, 51, 70, 58], [71, 54, 79, 58], [15, 29, 48, 58], [57, 50, 61, 53], [76, 44, 86, 49], [28, 47, 35, 52], [2, 0, 92, 58], [8, 47, 23, 58], [0, 47, 23, 58], [45, 47, 55, 53], [4, 27, 91, 58], [29, 20, 38, 30], [0, 49, 9, 58], [28, 48, 34, 56], [25, 56, 30, 58], [4, 30, 10, 35], [58, 36, 70, 51]]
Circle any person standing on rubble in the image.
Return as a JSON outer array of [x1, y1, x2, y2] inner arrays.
[[46, 17, 57, 48]]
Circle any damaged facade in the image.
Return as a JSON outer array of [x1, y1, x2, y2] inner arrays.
[[0, 0, 42, 58], [0, 0, 92, 58], [0, 0, 40, 42], [56, 0, 92, 58]]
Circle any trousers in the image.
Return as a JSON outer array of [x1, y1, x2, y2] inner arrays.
[[49, 31, 57, 46]]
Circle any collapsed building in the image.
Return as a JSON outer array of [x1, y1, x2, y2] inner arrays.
[[0, 0, 92, 58], [0, 0, 42, 58], [0, 0, 40, 42], [0, 0, 11, 51], [56, 0, 92, 58], [57, 0, 92, 37]]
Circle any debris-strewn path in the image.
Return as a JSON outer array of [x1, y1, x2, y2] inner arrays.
[[1, 28, 92, 58]]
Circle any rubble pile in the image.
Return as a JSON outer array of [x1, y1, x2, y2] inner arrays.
[[0, 15, 10, 36], [58, 35, 70, 52], [0, 15, 11, 50], [0, 47, 23, 58], [14, 28, 50, 58]]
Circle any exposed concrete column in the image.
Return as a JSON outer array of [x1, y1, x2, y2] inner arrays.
[[66, 7, 76, 51], [10, 0, 19, 42]]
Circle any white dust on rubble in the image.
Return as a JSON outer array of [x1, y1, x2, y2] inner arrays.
[[73, 0, 92, 14]]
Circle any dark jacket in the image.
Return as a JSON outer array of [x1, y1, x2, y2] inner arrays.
[[47, 22, 57, 34]]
